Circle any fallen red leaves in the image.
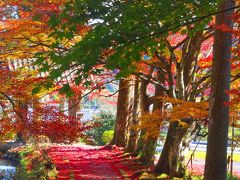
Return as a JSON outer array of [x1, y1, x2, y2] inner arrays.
[[50, 145, 240, 179], [48, 145, 146, 180]]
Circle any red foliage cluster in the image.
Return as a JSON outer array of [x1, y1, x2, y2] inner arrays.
[[14, 104, 95, 143], [0, 62, 94, 143], [28, 115, 92, 143]]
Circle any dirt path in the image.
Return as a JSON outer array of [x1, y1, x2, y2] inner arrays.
[[49, 145, 127, 180]]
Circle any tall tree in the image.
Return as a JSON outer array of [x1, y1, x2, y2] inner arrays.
[[204, 0, 235, 179], [127, 77, 142, 152], [111, 78, 134, 147]]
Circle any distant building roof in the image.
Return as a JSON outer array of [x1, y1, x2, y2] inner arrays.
[[80, 109, 100, 121]]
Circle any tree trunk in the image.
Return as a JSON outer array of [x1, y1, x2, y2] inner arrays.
[[139, 135, 158, 165], [178, 121, 198, 175], [136, 129, 147, 154], [140, 84, 163, 165], [154, 121, 189, 177], [204, 1, 234, 179], [136, 80, 149, 153], [127, 78, 142, 152], [17, 103, 28, 143], [68, 93, 81, 118], [112, 78, 134, 147]]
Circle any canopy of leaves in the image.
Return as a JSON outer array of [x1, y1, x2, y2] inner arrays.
[[39, 0, 223, 87]]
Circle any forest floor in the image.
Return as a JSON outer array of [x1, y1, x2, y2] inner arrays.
[[48, 145, 145, 180]]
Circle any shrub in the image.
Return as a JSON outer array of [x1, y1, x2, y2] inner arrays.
[[16, 145, 57, 179], [87, 112, 115, 145], [102, 130, 114, 144], [227, 174, 239, 180]]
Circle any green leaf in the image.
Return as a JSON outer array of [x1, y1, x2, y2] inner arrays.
[[59, 84, 74, 97], [74, 76, 82, 85], [39, 63, 49, 72], [32, 14, 41, 21], [32, 86, 41, 95], [49, 69, 62, 80], [48, 14, 61, 28]]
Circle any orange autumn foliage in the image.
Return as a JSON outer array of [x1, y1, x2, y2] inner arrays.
[[0, 0, 89, 61], [136, 97, 209, 138], [159, 97, 209, 122], [139, 110, 165, 138]]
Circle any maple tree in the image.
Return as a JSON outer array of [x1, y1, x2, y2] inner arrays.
[[0, 0, 123, 145], [35, 0, 224, 84], [0, 1, 96, 143], [130, 28, 214, 175], [0, 0, 92, 95], [0, 61, 92, 143]]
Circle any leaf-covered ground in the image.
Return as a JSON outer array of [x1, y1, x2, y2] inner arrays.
[[49, 145, 145, 180], [49, 145, 240, 179]]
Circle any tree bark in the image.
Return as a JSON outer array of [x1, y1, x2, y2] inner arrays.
[[140, 84, 163, 165], [204, 1, 234, 179], [68, 94, 81, 118], [127, 78, 142, 152], [112, 78, 134, 147], [154, 121, 189, 177], [136, 80, 149, 153]]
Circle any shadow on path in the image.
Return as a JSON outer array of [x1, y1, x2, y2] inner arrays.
[[49, 145, 129, 180]]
